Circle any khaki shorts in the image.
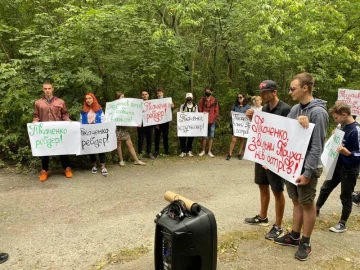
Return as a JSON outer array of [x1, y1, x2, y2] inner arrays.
[[285, 167, 323, 204]]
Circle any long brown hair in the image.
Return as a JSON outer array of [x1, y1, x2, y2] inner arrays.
[[116, 92, 124, 99]]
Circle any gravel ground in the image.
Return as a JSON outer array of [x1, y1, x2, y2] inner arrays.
[[0, 156, 359, 269]]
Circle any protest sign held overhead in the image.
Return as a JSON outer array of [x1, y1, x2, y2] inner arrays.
[[27, 121, 81, 156], [231, 112, 251, 138], [142, 98, 172, 127], [105, 98, 143, 126], [321, 129, 345, 180], [79, 122, 117, 155], [177, 112, 209, 137], [338, 88, 360, 116], [244, 111, 314, 185]]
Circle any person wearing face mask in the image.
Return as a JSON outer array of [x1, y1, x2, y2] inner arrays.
[[154, 88, 174, 157], [198, 87, 220, 157], [179, 93, 198, 157], [80, 93, 108, 176]]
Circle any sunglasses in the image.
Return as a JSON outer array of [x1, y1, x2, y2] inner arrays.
[[238, 96, 243, 99], [289, 86, 301, 92]]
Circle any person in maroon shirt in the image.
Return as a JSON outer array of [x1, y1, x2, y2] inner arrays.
[[198, 87, 219, 157], [32, 79, 73, 182]]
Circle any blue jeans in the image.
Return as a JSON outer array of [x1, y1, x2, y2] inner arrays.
[[203, 123, 216, 138]]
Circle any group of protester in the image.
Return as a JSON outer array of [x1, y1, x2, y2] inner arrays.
[[242, 73, 360, 262], [31, 81, 222, 180], [28, 72, 360, 263]]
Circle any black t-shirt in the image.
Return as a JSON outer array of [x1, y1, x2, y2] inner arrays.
[[262, 100, 291, 117]]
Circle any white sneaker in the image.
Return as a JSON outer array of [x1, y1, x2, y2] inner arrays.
[[91, 167, 97, 174], [101, 168, 108, 176], [134, 160, 146, 165], [119, 161, 125, 167], [187, 151, 193, 157], [179, 152, 186, 157], [208, 151, 214, 158], [199, 151, 205, 157]]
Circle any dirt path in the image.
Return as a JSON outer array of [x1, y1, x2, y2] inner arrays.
[[0, 157, 359, 269]]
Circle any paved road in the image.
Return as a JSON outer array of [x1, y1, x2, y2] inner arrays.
[[0, 157, 359, 269]]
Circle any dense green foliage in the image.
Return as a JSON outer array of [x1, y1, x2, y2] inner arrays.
[[1, 0, 360, 166]]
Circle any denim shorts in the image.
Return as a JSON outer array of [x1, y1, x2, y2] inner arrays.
[[204, 123, 216, 138]]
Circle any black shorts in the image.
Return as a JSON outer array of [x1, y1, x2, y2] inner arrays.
[[254, 163, 284, 192]]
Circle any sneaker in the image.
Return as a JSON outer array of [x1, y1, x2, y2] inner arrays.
[[148, 153, 155, 159], [238, 154, 244, 160], [65, 167, 73, 178], [265, 224, 283, 240], [119, 161, 125, 167], [226, 154, 231, 160], [329, 222, 347, 233], [244, 215, 269, 226], [353, 193, 360, 206], [39, 170, 48, 182], [101, 168, 108, 176], [154, 152, 159, 158], [199, 151, 205, 157], [295, 242, 311, 261], [92, 167, 97, 174], [0, 252, 9, 264], [179, 152, 186, 158], [134, 160, 146, 165], [187, 151, 193, 157], [208, 151, 214, 158], [274, 233, 300, 247], [164, 152, 171, 156]]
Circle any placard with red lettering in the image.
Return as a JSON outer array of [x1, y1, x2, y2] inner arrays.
[[243, 111, 314, 185], [142, 98, 173, 127], [338, 88, 360, 115]]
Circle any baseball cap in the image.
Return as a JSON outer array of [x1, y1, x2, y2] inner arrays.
[[258, 80, 278, 91], [186, 93, 193, 98]]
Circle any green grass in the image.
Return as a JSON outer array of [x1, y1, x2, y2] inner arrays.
[[93, 245, 150, 269]]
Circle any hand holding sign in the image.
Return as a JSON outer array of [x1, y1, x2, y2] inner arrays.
[[296, 175, 310, 185], [142, 98, 173, 127], [321, 129, 345, 180], [244, 111, 314, 185], [297, 115, 310, 129], [337, 144, 350, 156]]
